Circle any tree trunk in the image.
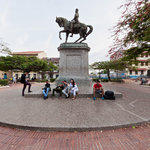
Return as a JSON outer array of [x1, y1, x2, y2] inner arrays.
[[41, 72, 45, 80], [107, 69, 111, 81]]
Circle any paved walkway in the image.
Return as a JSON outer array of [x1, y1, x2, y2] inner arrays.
[[0, 82, 149, 131], [0, 124, 149, 150]]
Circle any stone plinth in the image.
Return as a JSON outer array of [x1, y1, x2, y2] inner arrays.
[[56, 43, 92, 94]]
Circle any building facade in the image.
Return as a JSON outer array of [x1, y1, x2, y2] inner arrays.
[[110, 50, 150, 78]]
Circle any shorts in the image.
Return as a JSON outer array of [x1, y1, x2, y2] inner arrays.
[[96, 89, 102, 94]]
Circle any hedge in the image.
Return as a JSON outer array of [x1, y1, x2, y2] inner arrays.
[[0, 79, 9, 86], [92, 78, 123, 83], [50, 78, 56, 82]]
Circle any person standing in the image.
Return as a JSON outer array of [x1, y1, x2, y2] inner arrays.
[[12, 75, 16, 84], [21, 72, 32, 96], [4, 73, 7, 79]]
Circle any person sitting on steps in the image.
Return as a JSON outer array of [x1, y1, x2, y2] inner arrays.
[[93, 79, 104, 100], [62, 80, 70, 98], [69, 79, 79, 100], [42, 80, 51, 100], [52, 83, 64, 97]]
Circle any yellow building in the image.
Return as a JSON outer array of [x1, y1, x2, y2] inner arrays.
[[12, 51, 47, 80], [12, 51, 47, 59]]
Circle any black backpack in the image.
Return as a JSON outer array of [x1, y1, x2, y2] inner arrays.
[[104, 91, 115, 100]]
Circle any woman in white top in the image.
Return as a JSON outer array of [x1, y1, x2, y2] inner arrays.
[[69, 79, 79, 99]]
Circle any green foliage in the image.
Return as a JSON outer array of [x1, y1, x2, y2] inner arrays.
[[101, 79, 109, 82], [110, 0, 150, 59], [110, 79, 123, 83], [91, 60, 129, 80], [0, 55, 49, 72], [0, 79, 9, 86], [50, 78, 56, 82], [92, 78, 100, 82]]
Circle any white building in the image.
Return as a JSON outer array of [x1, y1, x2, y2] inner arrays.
[[110, 50, 150, 78]]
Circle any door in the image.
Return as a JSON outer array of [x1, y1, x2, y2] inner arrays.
[[147, 70, 150, 77]]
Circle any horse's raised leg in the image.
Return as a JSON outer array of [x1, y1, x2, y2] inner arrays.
[[59, 30, 65, 40], [74, 36, 82, 43], [65, 32, 69, 43], [79, 37, 86, 43]]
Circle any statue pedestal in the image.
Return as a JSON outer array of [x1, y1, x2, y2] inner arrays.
[[56, 43, 92, 94]]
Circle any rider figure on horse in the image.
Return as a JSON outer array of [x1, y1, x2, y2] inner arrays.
[[70, 8, 79, 37]]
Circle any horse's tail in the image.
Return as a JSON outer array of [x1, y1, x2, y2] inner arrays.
[[86, 25, 93, 37]]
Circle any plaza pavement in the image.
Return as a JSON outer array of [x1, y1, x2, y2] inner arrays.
[[0, 82, 149, 131]]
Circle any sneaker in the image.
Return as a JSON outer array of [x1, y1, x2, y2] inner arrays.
[[28, 91, 32, 93], [43, 96, 47, 100], [93, 97, 96, 100], [101, 97, 104, 100]]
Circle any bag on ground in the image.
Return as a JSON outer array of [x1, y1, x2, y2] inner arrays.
[[104, 91, 115, 100]]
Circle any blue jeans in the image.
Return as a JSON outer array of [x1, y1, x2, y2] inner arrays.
[[42, 88, 50, 97]]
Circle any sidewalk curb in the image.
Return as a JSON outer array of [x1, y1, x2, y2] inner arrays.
[[0, 86, 10, 89], [0, 120, 149, 132]]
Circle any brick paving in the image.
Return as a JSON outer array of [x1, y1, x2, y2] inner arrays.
[[0, 124, 149, 150]]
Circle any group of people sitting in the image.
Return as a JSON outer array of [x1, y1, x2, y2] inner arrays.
[[21, 72, 107, 100], [42, 79, 79, 100], [42, 79, 105, 100]]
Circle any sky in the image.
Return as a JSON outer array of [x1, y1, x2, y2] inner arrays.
[[0, 0, 124, 64]]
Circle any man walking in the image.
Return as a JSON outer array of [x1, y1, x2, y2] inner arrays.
[[21, 72, 32, 96]]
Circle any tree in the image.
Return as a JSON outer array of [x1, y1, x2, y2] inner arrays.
[[0, 40, 11, 55], [90, 61, 114, 80], [109, 0, 150, 60], [0, 55, 48, 73], [47, 62, 58, 79], [90, 60, 130, 80]]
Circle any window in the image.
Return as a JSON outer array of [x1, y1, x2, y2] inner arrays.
[[145, 62, 148, 66], [130, 70, 132, 75], [135, 71, 138, 75], [141, 70, 144, 75]]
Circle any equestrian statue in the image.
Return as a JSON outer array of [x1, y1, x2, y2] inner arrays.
[[56, 9, 93, 43]]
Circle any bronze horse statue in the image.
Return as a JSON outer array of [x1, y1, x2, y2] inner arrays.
[[56, 17, 93, 43]]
